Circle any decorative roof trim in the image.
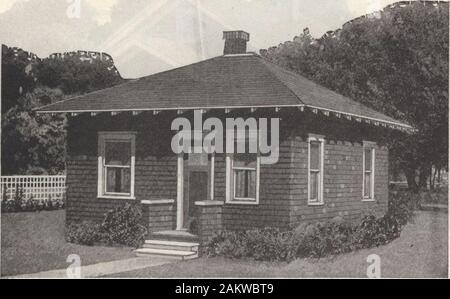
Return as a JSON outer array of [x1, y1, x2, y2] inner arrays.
[[303, 104, 412, 129], [39, 103, 413, 132], [38, 104, 301, 114]]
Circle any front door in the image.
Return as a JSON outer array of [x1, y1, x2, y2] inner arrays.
[[183, 153, 210, 229]]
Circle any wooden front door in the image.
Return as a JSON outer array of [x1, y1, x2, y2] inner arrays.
[[183, 153, 210, 229]]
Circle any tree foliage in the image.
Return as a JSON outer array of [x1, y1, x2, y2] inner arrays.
[[261, 2, 448, 191], [1, 87, 66, 174], [1, 46, 124, 175], [1, 45, 37, 113], [36, 55, 123, 94]]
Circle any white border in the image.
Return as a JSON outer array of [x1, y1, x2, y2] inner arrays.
[[97, 132, 136, 200], [307, 135, 325, 206], [226, 154, 260, 205], [362, 143, 376, 201]]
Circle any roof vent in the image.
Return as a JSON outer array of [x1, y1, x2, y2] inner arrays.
[[223, 30, 250, 55]]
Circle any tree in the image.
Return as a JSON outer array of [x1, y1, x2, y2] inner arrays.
[[261, 2, 448, 192], [2, 46, 125, 175], [1, 45, 37, 113], [1, 87, 66, 175], [37, 55, 123, 94]]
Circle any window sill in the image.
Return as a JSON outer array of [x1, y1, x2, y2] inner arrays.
[[98, 195, 136, 200], [141, 199, 175, 205], [308, 201, 324, 206], [362, 198, 376, 202], [195, 200, 225, 206], [226, 200, 259, 205]]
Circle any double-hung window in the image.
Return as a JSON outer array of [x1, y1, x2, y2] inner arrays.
[[362, 142, 375, 201], [225, 132, 260, 204], [308, 135, 324, 205], [98, 132, 136, 199], [231, 153, 259, 203], [226, 152, 260, 205]]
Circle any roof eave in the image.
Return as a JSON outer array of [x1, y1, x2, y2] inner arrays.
[[36, 103, 413, 132]]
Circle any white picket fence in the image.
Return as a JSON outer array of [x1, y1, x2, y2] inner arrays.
[[0, 175, 66, 201]]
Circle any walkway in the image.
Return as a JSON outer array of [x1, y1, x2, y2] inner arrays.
[[5, 257, 177, 278]]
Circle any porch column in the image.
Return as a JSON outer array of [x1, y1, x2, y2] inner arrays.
[[176, 154, 184, 230]]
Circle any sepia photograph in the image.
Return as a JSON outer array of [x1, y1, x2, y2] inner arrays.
[[0, 0, 448, 284]]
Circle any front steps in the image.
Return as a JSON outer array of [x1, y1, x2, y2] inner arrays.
[[134, 247, 198, 260], [150, 230, 199, 242], [134, 231, 200, 260]]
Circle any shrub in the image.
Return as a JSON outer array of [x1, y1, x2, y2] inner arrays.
[[388, 191, 414, 227], [245, 228, 295, 261], [377, 213, 401, 241], [66, 221, 101, 246], [352, 215, 389, 248], [1, 187, 65, 213], [294, 221, 354, 258], [206, 195, 415, 262], [14, 187, 25, 211], [99, 203, 147, 248], [205, 230, 250, 258], [205, 228, 295, 261], [66, 203, 147, 248]]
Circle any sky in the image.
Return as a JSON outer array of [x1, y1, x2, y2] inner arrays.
[[0, 0, 400, 78]]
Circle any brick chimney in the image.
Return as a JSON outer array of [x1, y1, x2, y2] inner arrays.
[[223, 31, 250, 55]]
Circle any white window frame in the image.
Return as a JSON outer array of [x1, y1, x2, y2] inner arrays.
[[97, 132, 136, 199], [307, 135, 325, 206], [362, 142, 376, 201], [210, 153, 215, 201], [225, 154, 260, 205]]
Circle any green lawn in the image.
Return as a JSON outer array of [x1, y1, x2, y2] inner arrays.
[[108, 210, 448, 278], [1, 210, 135, 277]]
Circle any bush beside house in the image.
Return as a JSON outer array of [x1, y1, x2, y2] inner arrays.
[[205, 194, 413, 261], [66, 203, 147, 248], [1, 187, 65, 213]]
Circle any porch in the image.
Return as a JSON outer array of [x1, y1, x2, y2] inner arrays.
[[135, 230, 200, 260], [140, 198, 224, 255]]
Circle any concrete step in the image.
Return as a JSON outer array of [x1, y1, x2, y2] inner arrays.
[[150, 230, 199, 243], [134, 248, 198, 260], [143, 239, 200, 251]]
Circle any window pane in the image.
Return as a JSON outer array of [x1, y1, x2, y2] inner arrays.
[[234, 169, 256, 199], [105, 142, 131, 166], [233, 153, 257, 168], [310, 171, 318, 200], [364, 172, 371, 198], [364, 149, 372, 171], [310, 142, 320, 169], [106, 167, 131, 193]]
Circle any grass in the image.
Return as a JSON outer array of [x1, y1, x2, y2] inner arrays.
[[108, 210, 448, 278], [1, 209, 447, 278], [1, 210, 135, 277], [419, 187, 448, 205]]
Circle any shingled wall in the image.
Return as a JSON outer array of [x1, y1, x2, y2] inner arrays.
[[289, 137, 388, 227], [65, 114, 178, 232], [65, 154, 178, 231], [212, 138, 293, 231], [65, 110, 390, 241]]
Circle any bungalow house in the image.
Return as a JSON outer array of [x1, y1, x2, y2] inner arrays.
[[38, 31, 412, 258]]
